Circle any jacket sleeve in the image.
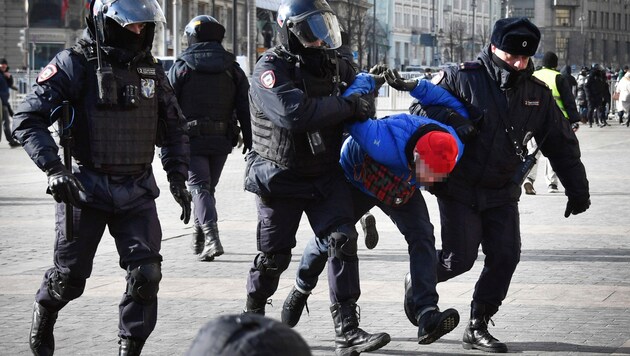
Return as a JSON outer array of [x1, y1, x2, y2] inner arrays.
[[234, 64, 252, 147], [12, 50, 85, 172], [166, 59, 188, 101], [556, 75, 581, 124], [156, 64, 190, 180], [537, 94, 589, 201], [249, 53, 355, 133]]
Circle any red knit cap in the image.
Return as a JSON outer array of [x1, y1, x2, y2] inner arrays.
[[415, 131, 458, 174]]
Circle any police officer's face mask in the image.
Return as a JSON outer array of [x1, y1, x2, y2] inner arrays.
[[104, 18, 148, 53]]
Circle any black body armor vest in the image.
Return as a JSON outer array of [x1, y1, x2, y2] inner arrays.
[[179, 69, 235, 137], [76, 48, 159, 175], [251, 51, 343, 177]]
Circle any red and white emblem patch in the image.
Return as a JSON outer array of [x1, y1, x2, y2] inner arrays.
[[260, 70, 276, 89], [37, 64, 58, 84]]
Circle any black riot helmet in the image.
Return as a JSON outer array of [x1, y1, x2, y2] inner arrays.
[[184, 15, 226, 45], [88, 0, 166, 52], [276, 0, 342, 53]]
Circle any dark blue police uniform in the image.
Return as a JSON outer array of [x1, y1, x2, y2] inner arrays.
[[12, 25, 189, 353]]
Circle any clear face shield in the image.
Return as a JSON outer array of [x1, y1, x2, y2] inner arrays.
[[289, 11, 342, 49], [94, 0, 166, 27]]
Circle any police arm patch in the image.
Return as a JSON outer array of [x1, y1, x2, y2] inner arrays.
[[260, 70, 276, 89], [37, 64, 58, 84]]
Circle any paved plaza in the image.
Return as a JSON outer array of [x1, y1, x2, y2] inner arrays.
[[0, 119, 629, 355]]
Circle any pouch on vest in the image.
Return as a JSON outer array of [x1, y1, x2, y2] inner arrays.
[[357, 155, 416, 207]]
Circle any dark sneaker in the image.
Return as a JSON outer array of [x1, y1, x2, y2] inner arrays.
[[548, 184, 560, 193], [417, 308, 460, 345], [281, 286, 310, 327], [360, 212, 379, 249], [523, 182, 536, 195]]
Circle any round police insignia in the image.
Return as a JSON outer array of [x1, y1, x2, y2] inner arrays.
[[431, 70, 445, 85], [522, 41, 527, 47], [260, 70, 276, 89], [37, 64, 58, 84]]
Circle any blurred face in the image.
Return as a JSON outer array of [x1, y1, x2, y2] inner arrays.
[[124, 23, 147, 34], [414, 151, 449, 186], [0, 63, 6, 72], [491, 44, 530, 71]]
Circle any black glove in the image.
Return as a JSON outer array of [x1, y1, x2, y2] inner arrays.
[[346, 93, 375, 122], [368, 64, 388, 75], [564, 197, 590, 218], [571, 122, 580, 132], [444, 109, 478, 143], [168, 174, 192, 224], [46, 163, 85, 207], [384, 69, 418, 91], [7, 104, 14, 117]]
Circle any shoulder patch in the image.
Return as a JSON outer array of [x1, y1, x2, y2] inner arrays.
[[260, 70, 276, 89], [431, 70, 445, 84], [459, 62, 482, 70], [37, 64, 58, 84]]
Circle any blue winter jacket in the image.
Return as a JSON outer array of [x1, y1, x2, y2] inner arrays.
[[339, 73, 466, 199]]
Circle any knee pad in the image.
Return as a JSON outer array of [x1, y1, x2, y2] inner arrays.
[[328, 232, 358, 262], [48, 270, 86, 302], [126, 262, 162, 305], [253, 252, 291, 278]]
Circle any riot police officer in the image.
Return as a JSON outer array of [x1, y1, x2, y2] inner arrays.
[[12, 0, 191, 355], [242, 1, 389, 355], [168, 15, 252, 262]]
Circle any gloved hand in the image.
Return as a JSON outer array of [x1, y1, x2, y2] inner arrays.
[[346, 93, 375, 122], [384, 69, 418, 91], [46, 163, 85, 207], [368, 64, 387, 92], [571, 122, 580, 132], [168, 174, 192, 224], [564, 197, 590, 218], [445, 109, 478, 143]]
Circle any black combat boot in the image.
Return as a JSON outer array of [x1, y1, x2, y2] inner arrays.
[[462, 302, 508, 353], [191, 224, 204, 255], [330, 301, 391, 356], [417, 308, 459, 344], [242, 295, 268, 315], [119, 337, 145, 356], [281, 286, 310, 327], [198, 222, 224, 262], [29, 301, 58, 356]]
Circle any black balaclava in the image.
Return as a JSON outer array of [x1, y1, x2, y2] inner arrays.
[[104, 18, 148, 54]]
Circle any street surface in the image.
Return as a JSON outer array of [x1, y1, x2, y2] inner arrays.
[[1, 119, 629, 355]]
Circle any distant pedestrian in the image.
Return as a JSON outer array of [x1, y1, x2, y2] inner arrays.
[[614, 71, 630, 127], [168, 15, 252, 262], [0, 58, 20, 147], [585, 64, 610, 127]]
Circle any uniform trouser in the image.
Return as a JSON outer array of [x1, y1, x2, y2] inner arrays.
[[436, 198, 521, 309], [296, 187, 439, 317], [188, 154, 228, 226], [35, 200, 163, 340], [246, 178, 359, 303]]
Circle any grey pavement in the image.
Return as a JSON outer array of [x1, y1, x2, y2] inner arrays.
[[1, 120, 629, 356]]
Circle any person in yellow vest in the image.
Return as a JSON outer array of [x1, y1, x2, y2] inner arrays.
[[523, 51, 581, 194]]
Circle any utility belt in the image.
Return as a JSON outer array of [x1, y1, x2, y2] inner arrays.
[[187, 118, 228, 137]]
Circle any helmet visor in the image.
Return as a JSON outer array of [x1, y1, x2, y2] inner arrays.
[[99, 0, 166, 27], [290, 12, 341, 49]]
